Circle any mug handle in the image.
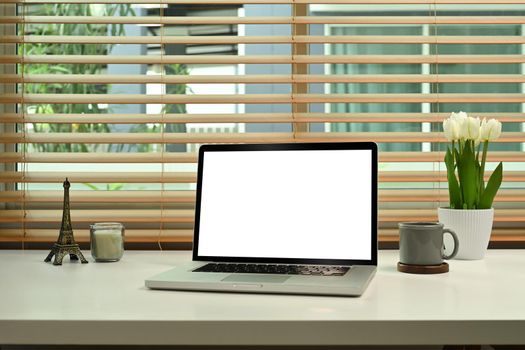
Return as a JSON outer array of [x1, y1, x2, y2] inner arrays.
[[442, 228, 459, 260]]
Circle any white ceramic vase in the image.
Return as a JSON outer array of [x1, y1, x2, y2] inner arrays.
[[437, 207, 494, 260]]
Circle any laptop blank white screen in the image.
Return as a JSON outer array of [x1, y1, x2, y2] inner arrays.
[[197, 149, 372, 261]]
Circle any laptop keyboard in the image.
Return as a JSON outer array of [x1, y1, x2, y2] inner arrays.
[[193, 263, 350, 276]]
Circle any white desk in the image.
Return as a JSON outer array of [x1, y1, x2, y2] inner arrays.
[[0, 250, 524, 346]]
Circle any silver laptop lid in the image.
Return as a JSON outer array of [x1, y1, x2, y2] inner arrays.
[[192, 142, 378, 266]]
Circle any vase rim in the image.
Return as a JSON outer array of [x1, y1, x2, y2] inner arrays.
[[438, 207, 494, 211]]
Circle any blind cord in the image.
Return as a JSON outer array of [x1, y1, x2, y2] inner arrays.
[[21, 2, 27, 250], [431, 0, 441, 213], [158, 0, 165, 252]]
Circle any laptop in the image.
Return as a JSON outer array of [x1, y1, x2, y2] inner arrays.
[[146, 142, 377, 297]]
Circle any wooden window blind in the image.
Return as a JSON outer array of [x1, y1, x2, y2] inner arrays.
[[1, 0, 525, 248]]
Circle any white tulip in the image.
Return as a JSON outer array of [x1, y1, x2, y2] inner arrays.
[[465, 116, 481, 140], [443, 117, 460, 141], [480, 118, 502, 141], [443, 111, 469, 141], [449, 111, 468, 139], [449, 111, 468, 126]]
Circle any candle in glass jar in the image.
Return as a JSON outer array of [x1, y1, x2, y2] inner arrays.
[[90, 223, 124, 262]]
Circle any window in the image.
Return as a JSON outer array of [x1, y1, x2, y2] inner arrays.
[[1, 0, 525, 248]]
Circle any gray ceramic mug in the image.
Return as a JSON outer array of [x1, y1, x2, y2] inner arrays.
[[398, 222, 459, 265]]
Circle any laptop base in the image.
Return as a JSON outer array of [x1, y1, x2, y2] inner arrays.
[[146, 261, 376, 297]]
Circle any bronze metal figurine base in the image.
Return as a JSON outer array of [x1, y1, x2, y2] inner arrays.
[[45, 243, 88, 266]]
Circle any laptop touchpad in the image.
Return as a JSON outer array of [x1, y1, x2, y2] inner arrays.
[[222, 274, 290, 283]]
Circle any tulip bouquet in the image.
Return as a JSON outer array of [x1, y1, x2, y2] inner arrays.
[[443, 112, 503, 210]]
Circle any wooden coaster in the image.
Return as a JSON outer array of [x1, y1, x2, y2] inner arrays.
[[397, 262, 449, 274]]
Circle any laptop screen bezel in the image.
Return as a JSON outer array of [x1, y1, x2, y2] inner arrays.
[[192, 142, 378, 266]]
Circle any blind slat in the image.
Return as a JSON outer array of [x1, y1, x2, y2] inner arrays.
[[1, 93, 294, 104], [4, 93, 525, 104], [5, 35, 525, 45], [3, 55, 525, 65], [0, 171, 197, 183], [5, 74, 525, 84], [0, 209, 195, 223], [5, 0, 525, 4], [0, 190, 196, 203], [0, 113, 294, 124], [3, 189, 525, 203], [1, 228, 523, 244], [378, 230, 525, 246], [3, 151, 525, 164], [3, 171, 525, 183], [4, 16, 525, 25], [4, 112, 525, 124], [2, 208, 525, 223], [0, 132, 295, 144], [0, 229, 193, 243], [2, 132, 525, 144], [0, 152, 198, 163]]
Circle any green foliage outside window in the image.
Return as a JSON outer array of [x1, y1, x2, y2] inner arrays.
[[19, 3, 188, 154]]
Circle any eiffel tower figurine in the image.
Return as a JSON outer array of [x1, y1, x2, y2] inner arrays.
[[45, 178, 88, 265]]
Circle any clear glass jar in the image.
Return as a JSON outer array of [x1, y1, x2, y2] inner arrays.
[[90, 222, 125, 262]]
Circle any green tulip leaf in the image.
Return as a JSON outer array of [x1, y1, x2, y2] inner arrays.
[[453, 148, 461, 169], [475, 159, 481, 206], [479, 162, 503, 209], [458, 142, 477, 209], [445, 147, 462, 209]]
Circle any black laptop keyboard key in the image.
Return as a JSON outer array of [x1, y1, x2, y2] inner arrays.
[[193, 263, 349, 276]]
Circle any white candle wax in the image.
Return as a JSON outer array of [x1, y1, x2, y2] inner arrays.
[[92, 228, 123, 261]]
